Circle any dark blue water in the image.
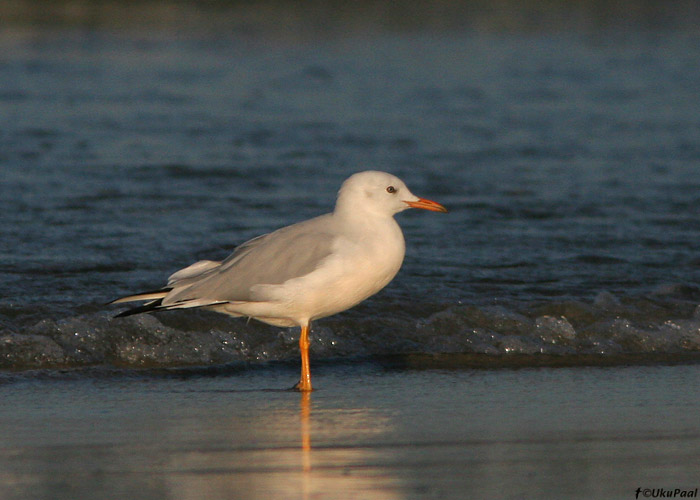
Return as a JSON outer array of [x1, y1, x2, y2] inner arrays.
[[2, 4, 700, 372]]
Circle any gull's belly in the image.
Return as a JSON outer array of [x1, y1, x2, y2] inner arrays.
[[214, 248, 402, 327], [283, 236, 405, 322]]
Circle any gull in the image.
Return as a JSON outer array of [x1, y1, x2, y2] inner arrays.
[[110, 170, 447, 391]]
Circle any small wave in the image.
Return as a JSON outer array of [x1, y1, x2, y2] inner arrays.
[[573, 254, 628, 264], [2, 287, 700, 373], [162, 164, 249, 179]]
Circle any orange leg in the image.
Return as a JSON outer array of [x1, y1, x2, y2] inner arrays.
[[294, 324, 313, 392]]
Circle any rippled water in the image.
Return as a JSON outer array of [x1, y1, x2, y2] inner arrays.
[[2, 5, 700, 372]]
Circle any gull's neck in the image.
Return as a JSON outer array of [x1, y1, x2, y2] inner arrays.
[[333, 201, 395, 224], [332, 203, 403, 248]]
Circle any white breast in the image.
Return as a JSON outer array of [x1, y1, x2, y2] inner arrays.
[[266, 215, 406, 325]]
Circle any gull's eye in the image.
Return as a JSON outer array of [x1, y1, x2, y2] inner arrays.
[[386, 186, 397, 194]]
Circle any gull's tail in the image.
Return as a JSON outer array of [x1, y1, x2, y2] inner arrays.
[[109, 260, 226, 317]]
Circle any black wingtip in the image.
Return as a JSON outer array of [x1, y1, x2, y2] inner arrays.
[[113, 299, 164, 318]]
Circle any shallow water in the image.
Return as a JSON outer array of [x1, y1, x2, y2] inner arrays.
[[2, 364, 700, 500], [2, 16, 700, 369]]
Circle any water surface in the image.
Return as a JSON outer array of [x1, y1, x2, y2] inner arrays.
[[1, 3, 700, 497], [2, 364, 699, 500], [3, 22, 700, 368]]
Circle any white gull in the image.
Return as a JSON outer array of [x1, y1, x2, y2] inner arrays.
[[110, 170, 447, 391]]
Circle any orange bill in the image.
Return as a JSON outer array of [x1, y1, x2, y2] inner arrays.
[[405, 197, 448, 213]]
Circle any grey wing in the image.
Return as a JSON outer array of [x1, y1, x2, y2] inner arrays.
[[162, 215, 337, 306]]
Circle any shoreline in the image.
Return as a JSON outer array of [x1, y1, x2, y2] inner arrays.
[[2, 364, 699, 499]]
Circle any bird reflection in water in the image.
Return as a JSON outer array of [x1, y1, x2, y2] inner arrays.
[[300, 391, 311, 468], [300, 391, 312, 499]]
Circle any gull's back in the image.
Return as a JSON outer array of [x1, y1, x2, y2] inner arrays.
[[162, 213, 339, 307]]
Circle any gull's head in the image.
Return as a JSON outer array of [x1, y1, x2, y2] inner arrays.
[[335, 170, 447, 217]]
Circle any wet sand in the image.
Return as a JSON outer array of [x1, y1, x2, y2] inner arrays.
[[1, 363, 699, 499]]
